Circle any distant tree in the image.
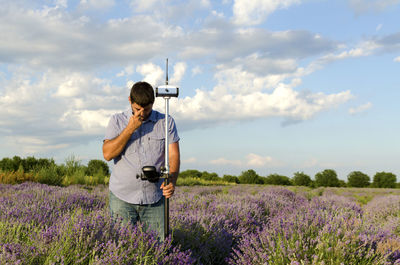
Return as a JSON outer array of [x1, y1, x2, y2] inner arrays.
[[12, 156, 22, 171], [347, 171, 370, 188], [338, 180, 347, 187], [264, 174, 292, 186], [238, 169, 263, 184], [0, 156, 56, 173], [179, 169, 202, 179], [64, 155, 86, 176], [315, 169, 340, 187], [23, 156, 38, 172], [309, 180, 316, 189], [0, 157, 14, 171], [222, 174, 239, 183], [292, 171, 312, 186], [37, 158, 56, 170], [201, 171, 220, 181], [86, 159, 110, 176], [373, 172, 397, 188]]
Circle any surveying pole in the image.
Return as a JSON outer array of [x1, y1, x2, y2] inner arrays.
[[155, 59, 179, 238]]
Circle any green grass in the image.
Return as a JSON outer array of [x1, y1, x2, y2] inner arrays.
[[176, 177, 234, 186]]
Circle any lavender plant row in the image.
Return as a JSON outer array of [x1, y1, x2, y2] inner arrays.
[[1, 183, 399, 264]]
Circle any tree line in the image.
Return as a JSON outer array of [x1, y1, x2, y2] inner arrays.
[[0, 155, 110, 186], [180, 169, 399, 188], [0, 155, 109, 176], [1, 156, 398, 188]]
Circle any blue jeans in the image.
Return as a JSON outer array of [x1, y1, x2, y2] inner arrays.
[[109, 191, 165, 241]]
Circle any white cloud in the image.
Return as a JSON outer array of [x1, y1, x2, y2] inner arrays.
[[232, 0, 301, 26], [0, 4, 176, 70], [212, 65, 281, 94], [54, 72, 91, 97], [130, 0, 211, 22], [201, 0, 211, 8], [61, 109, 115, 132], [170, 62, 187, 85], [246, 153, 282, 167], [1, 0, 391, 159], [191, 66, 203, 76], [349, 0, 400, 15], [136, 63, 164, 86], [130, 0, 160, 12], [231, 53, 298, 75], [183, 157, 197, 163], [300, 158, 339, 170], [5, 136, 69, 155], [212, 10, 225, 18], [209, 153, 282, 168], [210, 157, 242, 166], [80, 0, 115, 9], [394, 56, 400, 62], [316, 41, 379, 64], [55, 0, 68, 8], [0, 67, 126, 154], [169, 65, 353, 129], [349, 102, 372, 115], [117, 65, 135, 77], [301, 158, 319, 168]]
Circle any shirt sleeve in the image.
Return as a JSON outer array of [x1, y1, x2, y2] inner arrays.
[[104, 114, 120, 141], [168, 116, 180, 143]]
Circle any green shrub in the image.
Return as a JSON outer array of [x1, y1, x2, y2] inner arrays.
[[64, 155, 86, 177], [177, 177, 231, 186], [263, 174, 292, 186], [86, 159, 110, 176], [0, 167, 35, 184], [179, 169, 202, 179], [292, 172, 312, 187], [238, 169, 263, 184], [373, 172, 397, 188], [338, 180, 347, 187], [347, 171, 370, 188], [222, 174, 239, 184], [35, 164, 64, 186], [201, 171, 220, 181], [0, 157, 15, 171], [315, 169, 340, 187]]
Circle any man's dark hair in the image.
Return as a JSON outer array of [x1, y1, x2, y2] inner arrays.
[[130, 81, 155, 106]]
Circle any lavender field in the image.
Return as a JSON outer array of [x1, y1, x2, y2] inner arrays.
[[1, 183, 400, 265]]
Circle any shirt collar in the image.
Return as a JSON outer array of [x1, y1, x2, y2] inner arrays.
[[147, 110, 157, 123]]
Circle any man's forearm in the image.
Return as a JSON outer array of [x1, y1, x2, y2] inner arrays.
[[103, 126, 135, 161]]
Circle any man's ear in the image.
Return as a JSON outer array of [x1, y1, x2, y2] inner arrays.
[[128, 96, 132, 104]]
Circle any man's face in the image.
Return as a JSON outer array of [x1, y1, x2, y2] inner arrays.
[[131, 102, 153, 121]]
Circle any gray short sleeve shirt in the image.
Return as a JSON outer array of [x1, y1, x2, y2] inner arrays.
[[104, 109, 180, 204]]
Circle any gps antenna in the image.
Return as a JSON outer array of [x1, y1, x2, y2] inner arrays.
[[166, 58, 169, 85]]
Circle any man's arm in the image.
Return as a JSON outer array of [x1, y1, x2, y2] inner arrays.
[[161, 141, 180, 198], [102, 109, 144, 161]]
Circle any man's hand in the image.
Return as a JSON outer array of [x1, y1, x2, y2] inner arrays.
[[161, 142, 180, 199], [103, 107, 145, 161], [160, 181, 176, 199], [127, 108, 144, 133]]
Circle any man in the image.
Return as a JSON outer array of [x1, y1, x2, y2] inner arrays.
[[103, 81, 180, 241]]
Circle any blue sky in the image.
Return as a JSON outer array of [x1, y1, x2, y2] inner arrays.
[[0, 0, 399, 180]]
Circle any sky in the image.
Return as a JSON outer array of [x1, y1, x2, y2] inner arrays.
[[0, 0, 399, 180]]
